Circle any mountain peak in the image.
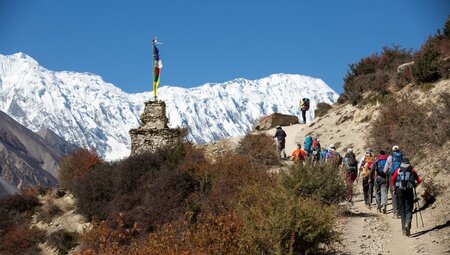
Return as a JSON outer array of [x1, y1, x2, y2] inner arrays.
[[0, 53, 339, 160]]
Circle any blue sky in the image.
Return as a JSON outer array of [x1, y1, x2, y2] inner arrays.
[[1, 1, 448, 93]]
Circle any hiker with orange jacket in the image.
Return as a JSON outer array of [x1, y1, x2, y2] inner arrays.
[[391, 158, 421, 236], [291, 143, 307, 162]]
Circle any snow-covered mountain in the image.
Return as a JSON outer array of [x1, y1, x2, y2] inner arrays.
[[0, 53, 338, 160]]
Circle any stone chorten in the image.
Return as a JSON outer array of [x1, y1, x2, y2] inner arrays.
[[129, 100, 181, 155]]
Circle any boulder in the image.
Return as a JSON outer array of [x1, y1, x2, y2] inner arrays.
[[254, 113, 299, 131]]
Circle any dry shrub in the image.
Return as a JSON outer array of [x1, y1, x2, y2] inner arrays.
[[36, 197, 63, 223], [421, 178, 445, 207], [203, 153, 273, 215], [236, 132, 280, 166], [282, 162, 345, 204], [368, 95, 450, 159], [0, 224, 46, 255], [315, 102, 332, 118], [47, 229, 79, 255], [340, 46, 413, 105], [0, 191, 40, 231], [58, 148, 102, 192], [413, 43, 443, 84], [237, 183, 339, 254]]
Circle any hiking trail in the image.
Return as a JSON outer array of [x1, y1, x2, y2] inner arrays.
[[337, 187, 448, 254]]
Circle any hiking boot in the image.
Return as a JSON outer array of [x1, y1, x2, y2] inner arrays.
[[404, 226, 410, 237], [383, 204, 387, 214], [377, 206, 382, 213]]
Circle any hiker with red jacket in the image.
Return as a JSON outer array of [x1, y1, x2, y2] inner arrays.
[[371, 150, 389, 214], [391, 158, 421, 236]]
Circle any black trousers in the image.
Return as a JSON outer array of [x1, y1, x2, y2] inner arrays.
[[301, 110, 306, 123], [397, 188, 415, 231], [362, 178, 373, 206]]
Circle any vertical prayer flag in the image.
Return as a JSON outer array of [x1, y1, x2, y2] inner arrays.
[[152, 38, 163, 99]]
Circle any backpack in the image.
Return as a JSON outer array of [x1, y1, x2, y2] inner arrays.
[[396, 166, 415, 190], [391, 151, 403, 174], [345, 153, 358, 172], [300, 98, 310, 111], [376, 159, 387, 177], [327, 151, 342, 167], [361, 155, 375, 178]]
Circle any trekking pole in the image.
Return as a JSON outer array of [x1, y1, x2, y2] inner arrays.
[[414, 188, 425, 228]]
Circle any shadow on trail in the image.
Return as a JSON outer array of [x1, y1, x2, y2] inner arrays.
[[340, 210, 377, 218], [415, 196, 436, 213], [410, 220, 450, 238]]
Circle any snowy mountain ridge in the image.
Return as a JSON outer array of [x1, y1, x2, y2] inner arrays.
[[0, 53, 338, 160]]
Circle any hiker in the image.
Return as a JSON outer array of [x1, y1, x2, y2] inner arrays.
[[291, 143, 307, 162], [371, 150, 389, 213], [326, 144, 342, 167], [391, 158, 421, 236], [384, 145, 403, 218], [274, 125, 287, 159], [299, 98, 310, 124], [342, 148, 358, 204], [303, 135, 313, 156], [311, 138, 321, 163], [358, 148, 376, 209], [320, 148, 328, 162]]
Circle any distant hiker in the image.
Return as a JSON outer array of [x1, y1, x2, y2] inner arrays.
[[358, 148, 376, 209], [343, 148, 358, 204], [274, 125, 287, 159], [391, 158, 421, 236], [303, 135, 313, 155], [299, 98, 310, 124], [291, 143, 307, 162], [384, 145, 403, 217], [311, 138, 322, 163], [371, 150, 389, 213], [320, 148, 328, 162], [326, 144, 342, 167]]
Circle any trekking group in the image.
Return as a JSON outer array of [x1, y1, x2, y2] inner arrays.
[[273, 97, 422, 237]]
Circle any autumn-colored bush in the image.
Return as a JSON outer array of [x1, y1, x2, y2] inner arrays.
[[413, 43, 443, 84], [0, 191, 40, 231], [58, 148, 102, 192], [282, 162, 346, 204], [0, 224, 46, 255], [235, 132, 280, 166]]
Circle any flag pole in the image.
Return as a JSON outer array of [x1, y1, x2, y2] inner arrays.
[[152, 37, 157, 101]]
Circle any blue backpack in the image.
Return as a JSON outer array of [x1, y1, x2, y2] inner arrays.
[[391, 152, 403, 174], [377, 159, 387, 176], [396, 166, 415, 189]]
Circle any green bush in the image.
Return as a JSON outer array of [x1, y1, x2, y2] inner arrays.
[[282, 162, 346, 204], [315, 102, 332, 117]]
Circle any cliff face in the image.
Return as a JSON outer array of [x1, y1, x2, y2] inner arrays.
[[129, 101, 181, 155], [0, 111, 77, 190]]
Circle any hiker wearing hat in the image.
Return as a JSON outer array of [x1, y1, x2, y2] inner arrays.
[[342, 148, 358, 204], [358, 148, 376, 209], [391, 158, 421, 236], [384, 145, 403, 218], [325, 144, 342, 167], [274, 125, 287, 159], [291, 143, 307, 162]]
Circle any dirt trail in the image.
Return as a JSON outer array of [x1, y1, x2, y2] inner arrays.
[[338, 188, 449, 254]]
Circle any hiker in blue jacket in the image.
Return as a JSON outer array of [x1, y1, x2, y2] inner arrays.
[[303, 135, 313, 156]]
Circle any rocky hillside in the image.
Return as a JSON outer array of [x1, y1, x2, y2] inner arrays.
[[0, 110, 77, 190]]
